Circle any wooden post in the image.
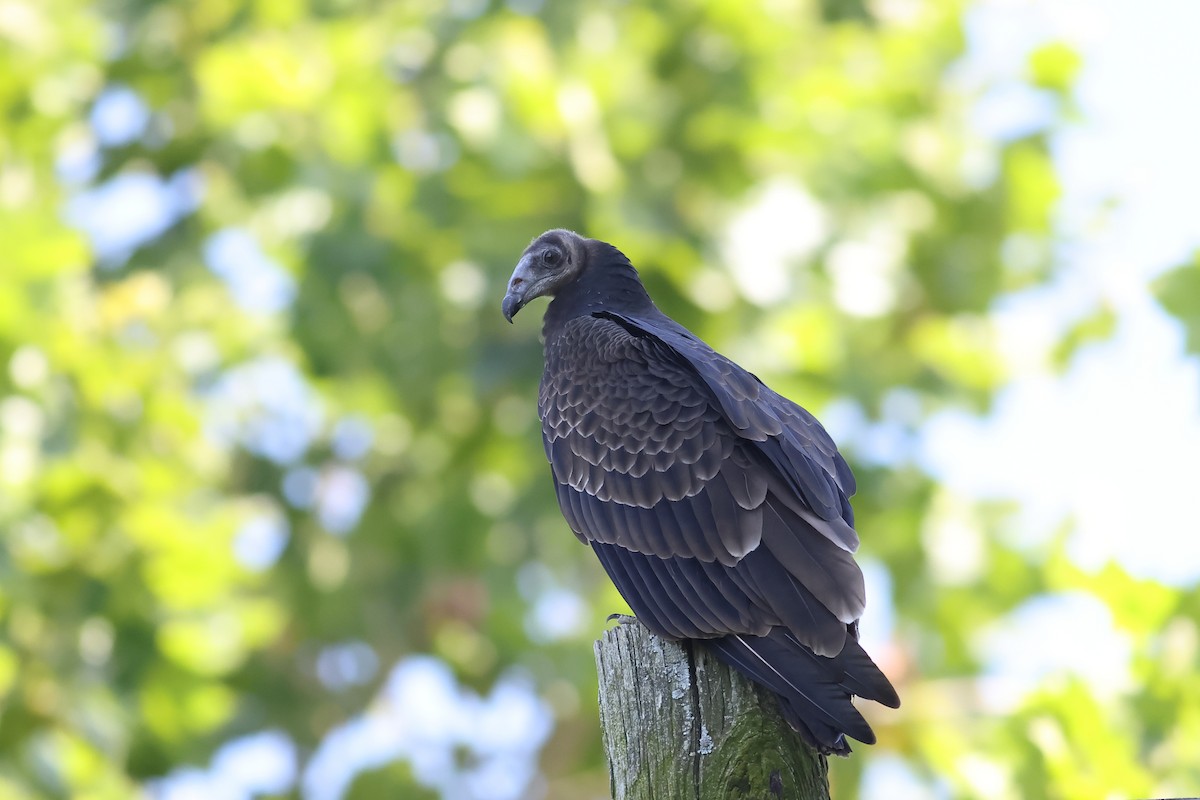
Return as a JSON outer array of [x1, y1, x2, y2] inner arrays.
[[594, 621, 830, 800]]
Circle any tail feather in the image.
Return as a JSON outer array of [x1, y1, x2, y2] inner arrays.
[[704, 627, 896, 756], [819, 632, 901, 709]]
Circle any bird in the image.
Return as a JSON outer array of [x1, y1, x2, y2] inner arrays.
[[501, 229, 899, 755]]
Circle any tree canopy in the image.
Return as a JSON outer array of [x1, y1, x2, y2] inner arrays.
[[2, 0, 1198, 797]]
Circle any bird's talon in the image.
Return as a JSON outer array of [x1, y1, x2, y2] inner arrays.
[[606, 613, 638, 626]]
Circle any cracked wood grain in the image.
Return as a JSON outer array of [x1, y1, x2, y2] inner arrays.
[[595, 621, 830, 800]]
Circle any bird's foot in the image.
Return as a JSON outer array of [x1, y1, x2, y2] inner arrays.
[[606, 613, 639, 627]]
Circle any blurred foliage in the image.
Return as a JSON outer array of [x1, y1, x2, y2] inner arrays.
[[1, 0, 1197, 798], [1156, 251, 1200, 357]]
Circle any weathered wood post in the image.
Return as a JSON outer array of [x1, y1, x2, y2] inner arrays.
[[594, 621, 830, 800]]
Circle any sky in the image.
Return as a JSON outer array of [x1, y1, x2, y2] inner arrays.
[[923, 0, 1200, 586], [862, 0, 1200, 792], [60, 0, 1200, 797]]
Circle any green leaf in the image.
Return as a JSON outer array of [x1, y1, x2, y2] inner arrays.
[[1154, 252, 1200, 356]]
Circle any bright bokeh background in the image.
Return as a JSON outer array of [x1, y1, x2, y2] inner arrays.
[[3, 0, 1199, 798]]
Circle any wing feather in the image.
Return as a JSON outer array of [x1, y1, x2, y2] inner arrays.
[[760, 499, 866, 623]]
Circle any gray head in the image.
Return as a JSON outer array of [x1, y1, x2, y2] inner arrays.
[[501, 229, 590, 322]]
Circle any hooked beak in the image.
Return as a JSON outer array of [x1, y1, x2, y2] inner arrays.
[[501, 253, 537, 323]]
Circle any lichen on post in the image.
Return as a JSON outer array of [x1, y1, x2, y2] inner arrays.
[[594, 621, 831, 800]]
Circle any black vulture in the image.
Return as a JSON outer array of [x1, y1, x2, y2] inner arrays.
[[502, 229, 899, 755]]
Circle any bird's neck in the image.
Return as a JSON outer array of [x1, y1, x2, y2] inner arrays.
[[543, 247, 655, 338]]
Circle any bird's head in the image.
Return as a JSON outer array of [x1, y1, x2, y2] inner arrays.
[[501, 229, 589, 322]]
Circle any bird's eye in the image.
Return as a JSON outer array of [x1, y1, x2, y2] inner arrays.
[[542, 248, 562, 268]]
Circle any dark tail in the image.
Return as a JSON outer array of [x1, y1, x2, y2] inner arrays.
[[704, 626, 899, 756]]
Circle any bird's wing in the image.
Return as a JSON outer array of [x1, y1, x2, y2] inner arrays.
[[541, 313, 865, 656], [602, 311, 858, 534]]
